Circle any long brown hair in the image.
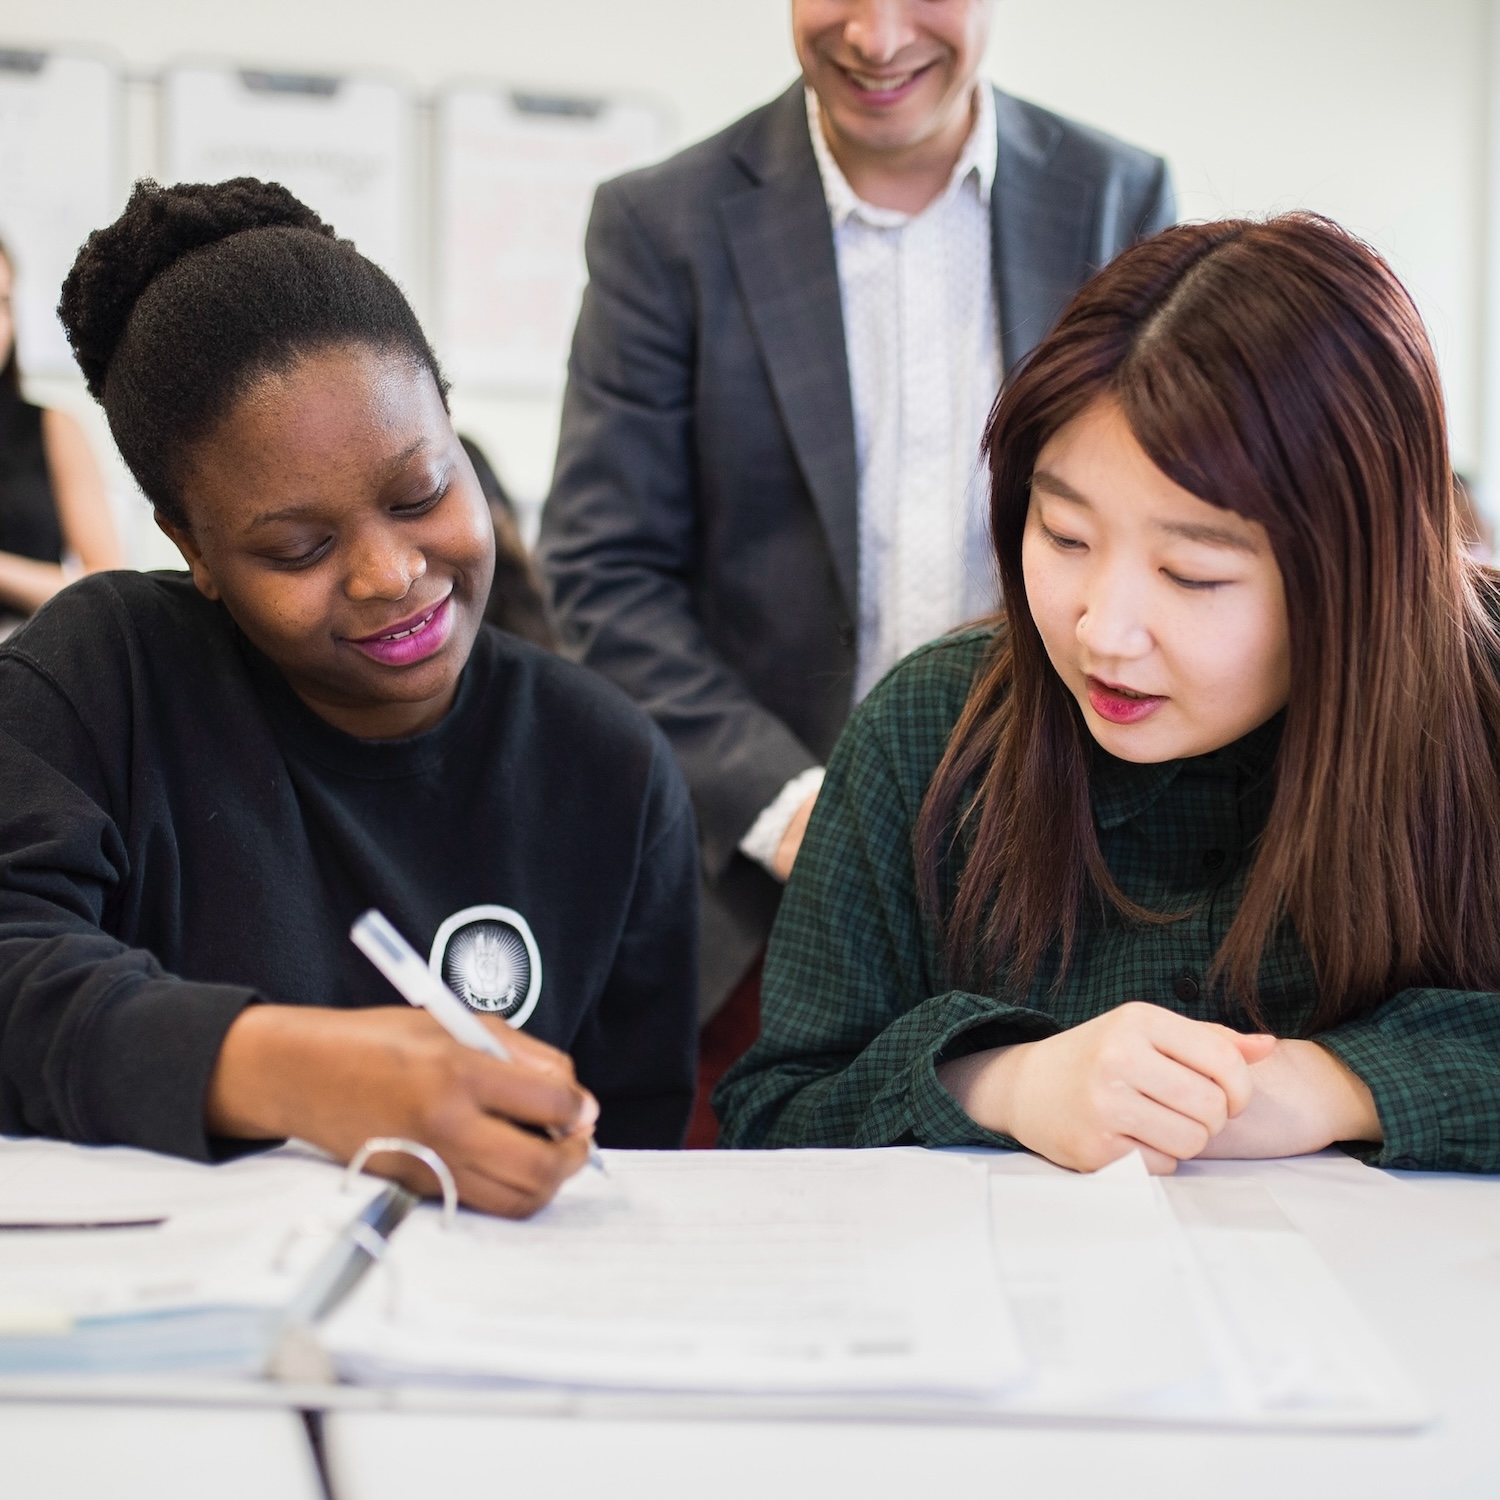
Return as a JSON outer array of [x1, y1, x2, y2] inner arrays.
[[916, 214, 1500, 1029]]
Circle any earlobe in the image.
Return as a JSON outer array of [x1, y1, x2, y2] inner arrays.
[[153, 510, 221, 602]]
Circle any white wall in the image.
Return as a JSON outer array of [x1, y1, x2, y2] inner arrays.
[[3, 0, 1490, 564], [987, 0, 1490, 487]]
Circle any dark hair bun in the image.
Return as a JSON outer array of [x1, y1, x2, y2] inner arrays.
[[55, 174, 441, 524], [58, 177, 335, 398]]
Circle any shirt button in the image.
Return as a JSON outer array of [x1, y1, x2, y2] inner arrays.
[[1173, 973, 1201, 1003], [1202, 848, 1226, 871]]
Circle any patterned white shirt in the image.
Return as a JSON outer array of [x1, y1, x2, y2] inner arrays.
[[739, 84, 1002, 876], [811, 81, 1001, 702]]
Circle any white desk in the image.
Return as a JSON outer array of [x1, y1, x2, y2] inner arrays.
[[322, 1154, 1500, 1500], [1, 1403, 324, 1500]]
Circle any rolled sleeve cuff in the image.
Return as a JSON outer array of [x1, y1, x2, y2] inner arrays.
[[861, 998, 1063, 1150], [738, 767, 826, 878], [1316, 1027, 1450, 1172]]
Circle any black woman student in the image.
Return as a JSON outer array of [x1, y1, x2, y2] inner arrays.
[[717, 213, 1500, 1175], [0, 179, 699, 1217]]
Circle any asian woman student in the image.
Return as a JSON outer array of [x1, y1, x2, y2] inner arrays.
[[0, 179, 699, 1217], [717, 213, 1500, 1175]]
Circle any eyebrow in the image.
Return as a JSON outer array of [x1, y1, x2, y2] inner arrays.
[[1030, 470, 1090, 506], [1154, 519, 1259, 553], [244, 438, 432, 530], [245, 504, 319, 530], [1031, 469, 1259, 554]]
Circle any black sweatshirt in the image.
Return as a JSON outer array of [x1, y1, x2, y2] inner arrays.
[[0, 572, 698, 1158]]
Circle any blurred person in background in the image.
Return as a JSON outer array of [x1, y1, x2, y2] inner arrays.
[[461, 434, 556, 649], [0, 237, 122, 637]]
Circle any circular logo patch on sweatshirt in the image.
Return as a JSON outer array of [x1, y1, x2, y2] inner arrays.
[[428, 905, 542, 1027]]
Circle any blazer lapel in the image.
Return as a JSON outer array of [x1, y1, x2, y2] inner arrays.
[[715, 85, 1099, 614], [990, 87, 1096, 372], [720, 86, 860, 618]]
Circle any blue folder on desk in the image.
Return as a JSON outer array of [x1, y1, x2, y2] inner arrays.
[[0, 1138, 409, 1378]]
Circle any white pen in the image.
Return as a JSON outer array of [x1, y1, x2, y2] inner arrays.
[[351, 908, 606, 1175]]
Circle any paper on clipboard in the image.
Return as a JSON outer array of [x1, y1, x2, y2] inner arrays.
[[0, 50, 119, 375], [164, 65, 412, 286], [435, 87, 664, 390]]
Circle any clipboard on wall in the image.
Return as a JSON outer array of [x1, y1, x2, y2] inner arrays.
[[163, 65, 414, 289], [436, 86, 666, 391], [0, 49, 120, 375]]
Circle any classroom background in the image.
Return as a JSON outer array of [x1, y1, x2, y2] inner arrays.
[[2, 0, 1494, 571]]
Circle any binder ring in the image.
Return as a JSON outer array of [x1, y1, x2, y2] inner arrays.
[[344, 1136, 457, 1228]]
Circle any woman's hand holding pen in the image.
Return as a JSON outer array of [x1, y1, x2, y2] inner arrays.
[[937, 1002, 1276, 1174], [206, 1005, 598, 1217]]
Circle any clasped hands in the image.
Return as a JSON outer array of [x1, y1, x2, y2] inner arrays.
[[935, 1000, 1381, 1174]]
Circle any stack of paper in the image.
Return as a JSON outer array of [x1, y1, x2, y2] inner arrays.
[[1164, 1169, 1424, 1423], [323, 1149, 1023, 1397], [985, 1152, 1425, 1426], [986, 1154, 1217, 1415], [0, 1136, 1427, 1429], [323, 1147, 1424, 1429], [0, 1138, 384, 1376]]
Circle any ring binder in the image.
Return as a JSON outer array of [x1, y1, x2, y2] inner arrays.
[[343, 1137, 458, 1228], [266, 1141, 446, 1384]]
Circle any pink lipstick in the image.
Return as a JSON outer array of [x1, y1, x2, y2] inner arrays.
[[1086, 676, 1166, 726], [347, 594, 454, 668]]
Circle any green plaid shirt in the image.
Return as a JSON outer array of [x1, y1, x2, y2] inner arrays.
[[715, 627, 1500, 1172]]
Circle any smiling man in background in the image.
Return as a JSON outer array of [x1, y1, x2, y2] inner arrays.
[[540, 0, 1174, 1143]]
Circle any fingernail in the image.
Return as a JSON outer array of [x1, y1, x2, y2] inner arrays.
[[578, 1090, 600, 1129]]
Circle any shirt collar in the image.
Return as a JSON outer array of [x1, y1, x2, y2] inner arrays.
[[1089, 753, 1183, 833], [805, 80, 996, 230], [1089, 712, 1286, 832]]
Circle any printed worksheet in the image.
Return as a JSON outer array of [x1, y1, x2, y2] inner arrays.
[[324, 1148, 1023, 1396], [986, 1152, 1427, 1428]]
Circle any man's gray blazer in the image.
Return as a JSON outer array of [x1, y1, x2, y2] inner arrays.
[[540, 82, 1174, 1017]]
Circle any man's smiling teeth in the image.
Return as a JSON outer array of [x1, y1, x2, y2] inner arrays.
[[378, 607, 437, 642], [847, 68, 921, 93]]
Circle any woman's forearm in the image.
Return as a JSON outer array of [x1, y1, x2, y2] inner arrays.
[[0, 551, 69, 614], [42, 407, 124, 573]]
